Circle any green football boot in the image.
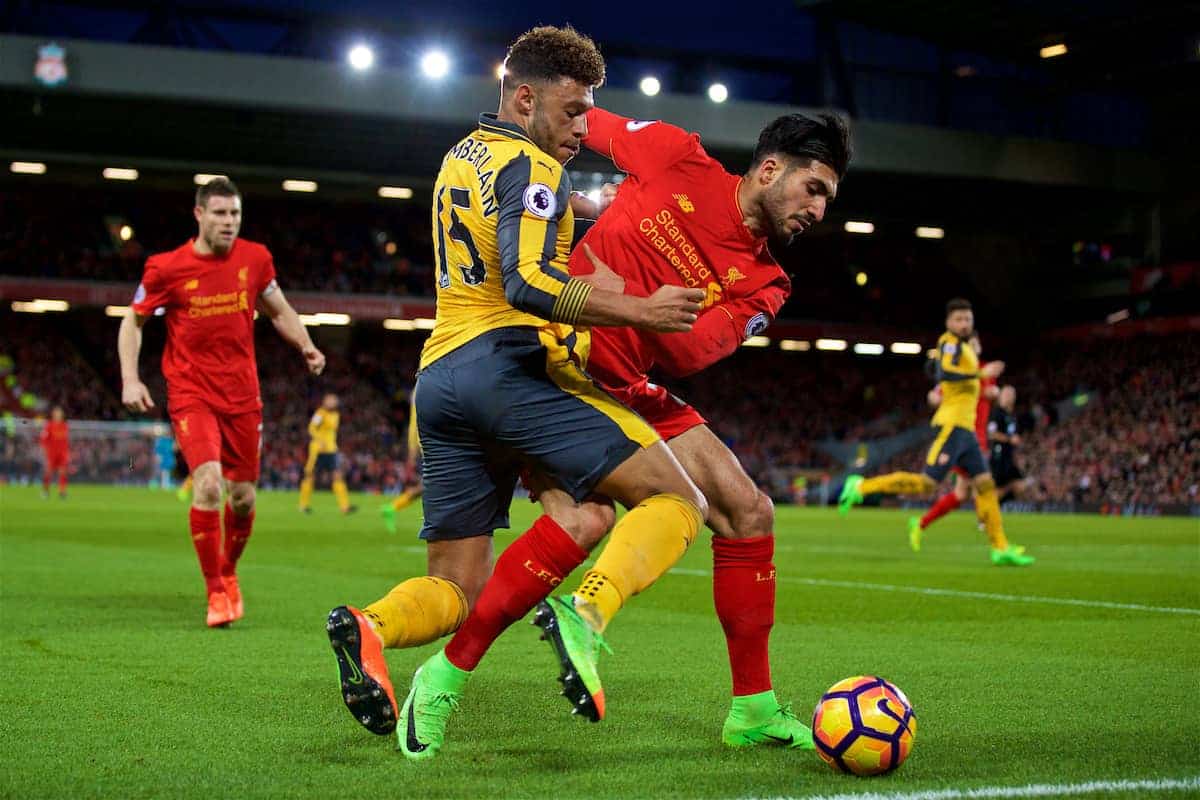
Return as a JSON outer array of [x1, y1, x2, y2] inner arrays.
[[908, 516, 923, 552], [379, 502, 398, 535], [532, 596, 611, 722], [397, 649, 470, 761], [838, 475, 865, 515], [722, 692, 815, 749], [991, 545, 1036, 567]]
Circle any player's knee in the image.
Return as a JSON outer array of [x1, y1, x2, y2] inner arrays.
[[726, 489, 774, 538], [553, 498, 615, 551], [230, 485, 256, 514], [194, 477, 222, 508], [974, 475, 996, 494]]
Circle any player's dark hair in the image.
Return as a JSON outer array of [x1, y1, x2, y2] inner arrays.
[[946, 297, 973, 315], [749, 113, 851, 179], [195, 177, 240, 209], [503, 25, 605, 91]]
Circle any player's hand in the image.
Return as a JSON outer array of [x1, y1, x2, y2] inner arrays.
[[303, 345, 326, 375], [926, 389, 942, 407], [984, 384, 1001, 399], [1011, 434, 1023, 446], [981, 361, 1005, 379], [122, 380, 155, 413], [639, 285, 705, 333], [576, 243, 626, 294]]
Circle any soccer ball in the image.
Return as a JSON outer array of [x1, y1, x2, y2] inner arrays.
[[812, 675, 917, 776]]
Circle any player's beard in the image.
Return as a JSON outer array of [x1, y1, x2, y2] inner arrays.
[[206, 229, 234, 256], [761, 186, 800, 247], [527, 105, 556, 161]]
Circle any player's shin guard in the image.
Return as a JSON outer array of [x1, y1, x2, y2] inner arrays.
[[572, 493, 704, 633], [298, 477, 314, 509], [860, 472, 937, 496], [712, 535, 775, 697], [443, 515, 587, 672], [974, 481, 1010, 551], [920, 492, 961, 530], [222, 503, 254, 575], [363, 577, 468, 650], [189, 507, 224, 594], [332, 479, 350, 511]]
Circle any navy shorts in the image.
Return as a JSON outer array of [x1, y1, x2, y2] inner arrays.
[[415, 327, 658, 541], [314, 452, 339, 473], [923, 425, 989, 482]]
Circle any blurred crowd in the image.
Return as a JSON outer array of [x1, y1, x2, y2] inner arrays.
[[876, 335, 1200, 510], [2, 306, 1197, 512], [0, 184, 434, 295]]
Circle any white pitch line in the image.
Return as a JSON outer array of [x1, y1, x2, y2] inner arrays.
[[748, 775, 1200, 800], [666, 569, 1200, 617]]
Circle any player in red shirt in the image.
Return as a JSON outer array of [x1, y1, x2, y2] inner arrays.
[[39, 405, 69, 499], [907, 333, 1001, 549], [553, 107, 849, 748], [117, 177, 325, 627]]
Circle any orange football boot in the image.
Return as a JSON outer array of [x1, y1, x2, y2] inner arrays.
[[206, 591, 236, 627], [224, 575, 244, 621], [327, 605, 399, 735]]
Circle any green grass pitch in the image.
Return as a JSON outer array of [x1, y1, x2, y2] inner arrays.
[[1, 485, 1197, 799]]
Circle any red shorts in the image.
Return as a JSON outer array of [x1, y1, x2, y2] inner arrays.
[[607, 381, 707, 441], [172, 405, 262, 483], [43, 449, 68, 470]]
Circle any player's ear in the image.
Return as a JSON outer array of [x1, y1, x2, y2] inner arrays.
[[193, 205, 204, 224], [756, 156, 781, 188]]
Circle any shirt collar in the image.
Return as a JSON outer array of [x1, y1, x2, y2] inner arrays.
[[478, 113, 535, 145]]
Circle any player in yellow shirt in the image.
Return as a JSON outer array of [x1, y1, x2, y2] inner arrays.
[[326, 25, 711, 759], [380, 394, 423, 534], [298, 393, 356, 514], [838, 298, 1033, 566]]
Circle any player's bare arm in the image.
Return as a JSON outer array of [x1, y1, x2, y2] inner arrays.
[[117, 310, 155, 412], [257, 282, 326, 375]]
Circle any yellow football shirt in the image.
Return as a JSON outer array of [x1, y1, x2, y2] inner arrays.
[[419, 113, 594, 369], [932, 331, 980, 431], [308, 409, 339, 454]]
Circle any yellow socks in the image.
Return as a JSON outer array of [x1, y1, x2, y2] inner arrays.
[[298, 477, 314, 510], [861, 472, 937, 496], [332, 479, 350, 511], [392, 490, 414, 511], [363, 577, 468, 649], [975, 485, 1010, 550], [571, 492, 704, 633]]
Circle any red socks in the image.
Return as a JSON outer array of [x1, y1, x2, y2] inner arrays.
[[444, 515, 587, 672], [920, 493, 961, 530], [189, 507, 224, 594], [712, 535, 776, 696], [58, 471, 67, 494], [222, 503, 255, 577]]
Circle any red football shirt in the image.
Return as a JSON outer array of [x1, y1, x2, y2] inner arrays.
[[40, 419, 69, 452], [976, 367, 997, 449], [570, 108, 790, 389], [130, 238, 276, 415]]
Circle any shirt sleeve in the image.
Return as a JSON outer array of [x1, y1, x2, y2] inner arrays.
[[936, 336, 977, 382], [130, 259, 172, 316], [647, 279, 789, 378], [493, 151, 592, 324], [259, 251, 278, 296], [308, 413, 322, 437], [583, 107, 700, 180]]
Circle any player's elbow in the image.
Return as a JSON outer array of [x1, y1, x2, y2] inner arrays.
[[503, 276, 554, 319]]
